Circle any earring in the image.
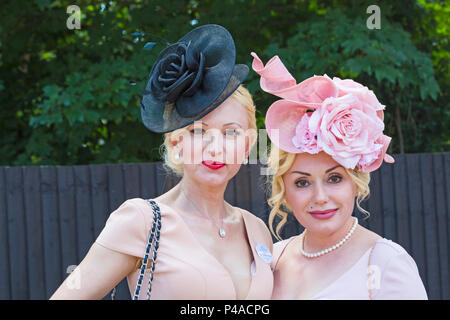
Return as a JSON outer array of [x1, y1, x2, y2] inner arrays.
[[243, 157, 248, 165]]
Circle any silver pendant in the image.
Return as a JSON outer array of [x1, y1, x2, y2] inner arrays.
[[219, 228, 226, 238]]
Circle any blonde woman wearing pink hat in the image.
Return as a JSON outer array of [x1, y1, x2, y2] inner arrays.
[[251, 52, 428, 300]]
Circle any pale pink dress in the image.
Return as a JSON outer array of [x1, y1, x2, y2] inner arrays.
[[95, 198, 274, 299], [272, 237, 428, 300]]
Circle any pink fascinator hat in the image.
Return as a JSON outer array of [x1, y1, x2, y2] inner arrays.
[[251, 52, 395, 172]]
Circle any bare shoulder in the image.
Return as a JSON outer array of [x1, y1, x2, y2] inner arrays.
[[272, 235, 299, 269], [355, 224, 382, 247], [151, 194, 172, 208], [351, 224, 414, 265], [274, 236, 297, 253], [333, 224, 382, 262]]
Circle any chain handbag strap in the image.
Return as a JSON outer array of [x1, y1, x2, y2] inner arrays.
[[132, 199, 162, 300], [110, 199, 162, 300], [111, 199, 161, 300]]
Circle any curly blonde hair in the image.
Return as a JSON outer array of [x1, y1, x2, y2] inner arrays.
[[266, 145, 371, 241], [161, 84, 257, 177]]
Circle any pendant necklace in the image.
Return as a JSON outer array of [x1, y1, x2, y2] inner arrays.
[[180, 185, 227, 238]]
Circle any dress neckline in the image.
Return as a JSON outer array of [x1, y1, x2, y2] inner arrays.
[[276, 235, 386, 300], [154, 201, 258, 300]]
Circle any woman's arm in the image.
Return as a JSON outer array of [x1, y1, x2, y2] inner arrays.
[[50, 242, 138, 300]]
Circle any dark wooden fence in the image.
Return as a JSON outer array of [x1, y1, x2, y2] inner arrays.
[[0, 153, 449, 300]]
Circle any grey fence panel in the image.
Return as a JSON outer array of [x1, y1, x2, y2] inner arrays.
[[139, 162, 159, 199], [90, 164, 110, 243], [434, 154, 449, 299], [444, 154, 450, 299], [5, 167, 27, 299], [107, 164, 125, 214], [380, 156, 396, 241], [74, 166, 94, 265], [0, 167, 10, 299], [406, 154, 428, 287], [40, 166, 62, 299], [57, 166, 78, 299], [123, 164, 141, 200], [154, 163, 169, 196], [421, 154, 441, 299], [23, 166, 46, 299], [235, 165, 252, 213], [0, 153, 448, 300], [106, 164, 128, 300], [248, 163, 267, 221], [433, 154, 450, 299], [363, 167, 383, 240], [393, 155, 411, 253], [224, 166, 237, 205]]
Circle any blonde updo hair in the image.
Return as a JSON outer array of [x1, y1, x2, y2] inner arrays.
[[266, 145, 371, 240], [161, 84, 257, 177]]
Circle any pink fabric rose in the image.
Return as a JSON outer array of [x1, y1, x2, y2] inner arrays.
[[309, 94, 385, 169], [358, 144, 383, 170], [292, 113, 321, 154], [358, 134, 395, 172], [326, 75, 385, 121]]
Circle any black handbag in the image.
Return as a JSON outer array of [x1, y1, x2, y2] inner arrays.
[[110, 199, 162, 300]]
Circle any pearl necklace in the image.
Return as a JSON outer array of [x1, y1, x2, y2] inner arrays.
[[299, 217, 358, 258]]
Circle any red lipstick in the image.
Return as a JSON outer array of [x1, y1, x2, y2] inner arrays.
[[309, 208, 338, 220], [202, 160, 225, 170]]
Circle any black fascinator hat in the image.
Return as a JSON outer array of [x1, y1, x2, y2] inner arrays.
[[140, 24, 249, 133]]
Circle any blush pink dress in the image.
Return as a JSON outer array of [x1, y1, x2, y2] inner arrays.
[[272, 237, 428, 300], [95, 198, 274, 299]]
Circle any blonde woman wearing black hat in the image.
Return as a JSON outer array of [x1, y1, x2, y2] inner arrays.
[[51, 25, 274, 300]]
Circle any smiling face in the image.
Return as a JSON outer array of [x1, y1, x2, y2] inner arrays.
[[172, 94, 254, 187], [282, 151, 357, 236]]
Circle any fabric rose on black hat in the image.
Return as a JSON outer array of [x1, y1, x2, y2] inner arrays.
[[150, 41, 205, 103], [140, 24, 249, 133]]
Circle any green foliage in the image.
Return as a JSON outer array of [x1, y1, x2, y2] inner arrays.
[[248, 1, 448, 154], [0, 0, 448, 166], [254, 6, 443, 153]]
